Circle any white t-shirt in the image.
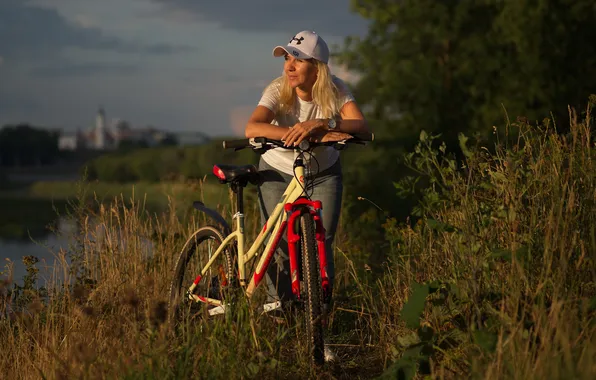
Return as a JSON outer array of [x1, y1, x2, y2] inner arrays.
[[257, 75, 356, 175]]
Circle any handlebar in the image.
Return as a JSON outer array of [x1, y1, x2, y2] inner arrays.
[[222, 132, 374, 151], [222, 139, 253, 150]]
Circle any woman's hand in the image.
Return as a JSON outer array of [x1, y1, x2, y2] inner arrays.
[[281, 119, 327, 147]]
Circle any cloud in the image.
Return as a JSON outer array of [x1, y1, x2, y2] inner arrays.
[[0, 1, 120, 60], [150, 0, 368, 37], [0, 1, 196, 62], [29, 62, 140, 78], [147, 7, 201, 24], [72, 14, 97, 29], [329, 60, 361, 84], [143, 43, 196, 55], [0, 91, 42, 118]]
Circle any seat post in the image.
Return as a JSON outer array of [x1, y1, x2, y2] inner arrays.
[[237, 185, 244, 214], [231, 182, 244, 214]]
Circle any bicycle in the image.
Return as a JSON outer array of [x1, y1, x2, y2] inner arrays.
[[168, 133, 373, 366]]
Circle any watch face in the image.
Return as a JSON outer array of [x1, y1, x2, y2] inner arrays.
[[329, 119, 336, 129]]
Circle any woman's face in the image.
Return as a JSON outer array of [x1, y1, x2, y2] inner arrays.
[[284, 54, 318, 90]]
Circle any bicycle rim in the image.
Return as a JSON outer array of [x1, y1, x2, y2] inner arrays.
[[168, 225, 235, 327]]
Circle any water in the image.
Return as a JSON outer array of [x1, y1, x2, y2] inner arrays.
[[0, 218, 76, 286], [0, 215, 156, 289]]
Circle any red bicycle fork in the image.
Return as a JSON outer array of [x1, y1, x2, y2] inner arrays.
[[285, 198, 330, 302]]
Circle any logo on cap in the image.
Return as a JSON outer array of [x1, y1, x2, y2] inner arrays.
[[292, 50, 299, 57], [290, 36, 304, 45]]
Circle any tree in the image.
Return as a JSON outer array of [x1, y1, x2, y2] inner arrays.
[[340, 0, 596, 140], [336, 0, 596, 220], [0, 124, 59, 166]]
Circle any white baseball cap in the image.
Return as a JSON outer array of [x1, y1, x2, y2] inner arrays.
[[272, 30, 330, 64]]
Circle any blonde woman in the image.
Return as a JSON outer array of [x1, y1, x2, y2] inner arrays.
[[245, 30, 369, 334]]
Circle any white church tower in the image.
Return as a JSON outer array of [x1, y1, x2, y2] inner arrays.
[[95, 106, 106, 149]]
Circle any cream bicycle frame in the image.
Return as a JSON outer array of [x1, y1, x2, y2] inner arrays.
[[187, 163, 308, 306]]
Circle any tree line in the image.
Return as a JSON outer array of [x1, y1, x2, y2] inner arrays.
[[0, 124, 60, 167], [83, 138, 256, 183], [0, 123, 182, 168]]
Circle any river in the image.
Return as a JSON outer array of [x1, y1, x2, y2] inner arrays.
[[0, 217, 76, 286]]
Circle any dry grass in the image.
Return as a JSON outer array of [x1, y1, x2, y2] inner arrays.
[[1, 109, 595, 379]]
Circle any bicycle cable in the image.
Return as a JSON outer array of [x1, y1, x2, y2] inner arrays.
[[292, 148, 321, 200], [304, 149, 320, 199]]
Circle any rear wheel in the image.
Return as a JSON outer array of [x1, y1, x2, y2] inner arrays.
[[299, 212, 325, 366], [168, 226, 235, 327]]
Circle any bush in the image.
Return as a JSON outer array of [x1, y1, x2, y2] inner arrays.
[[373, 108, 596, 378]]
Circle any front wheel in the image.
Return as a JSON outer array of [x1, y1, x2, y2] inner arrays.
[[299, 212, 325, 366], [168, 226, 235, 327]]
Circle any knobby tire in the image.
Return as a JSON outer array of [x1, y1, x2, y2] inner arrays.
[[300, 213, 325, 367], [168, 226, 234, 327]]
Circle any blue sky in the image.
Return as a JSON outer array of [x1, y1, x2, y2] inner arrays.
[[0, 0, 368, 136]]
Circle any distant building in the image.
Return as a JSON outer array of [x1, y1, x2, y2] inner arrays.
[[175, 131, 211, 146], [57, 134, 78, 151], [93, 107, 109, 149], [57, 107, 177, 151], [114, 122, 174, 147], [58, 129, 88, 151]]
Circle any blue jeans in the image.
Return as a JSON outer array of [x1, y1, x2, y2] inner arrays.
[[257, 157, 343, 303]]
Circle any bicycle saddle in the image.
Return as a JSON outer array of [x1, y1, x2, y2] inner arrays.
[[212, 164, 259, 184]]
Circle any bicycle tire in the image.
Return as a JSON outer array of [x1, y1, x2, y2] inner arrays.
[[299, 212, 325, 366], [168, 226, 235, 327]]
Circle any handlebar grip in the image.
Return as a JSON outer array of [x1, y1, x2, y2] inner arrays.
[[222, 139, 250, 149], [351, 132, 374, 142]]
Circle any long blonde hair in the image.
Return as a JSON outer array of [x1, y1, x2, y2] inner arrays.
[[267, 60, 340, 119]]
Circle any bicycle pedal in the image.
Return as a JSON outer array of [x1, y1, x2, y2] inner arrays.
[[261, 301, 290, 324], [262, 301, 283, 313], [208, 304, 227, 316]]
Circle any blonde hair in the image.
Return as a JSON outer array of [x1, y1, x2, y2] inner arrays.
[[267, 60, 340, 119]]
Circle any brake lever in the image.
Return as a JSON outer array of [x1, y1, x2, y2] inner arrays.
[[332, 141, 347, 150], [249, 137, 265, 150]]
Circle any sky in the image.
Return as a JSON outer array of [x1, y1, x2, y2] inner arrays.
[[0, 0, 368, 137]]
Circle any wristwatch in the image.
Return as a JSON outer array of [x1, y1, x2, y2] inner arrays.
[[327, 118, 337, 130]]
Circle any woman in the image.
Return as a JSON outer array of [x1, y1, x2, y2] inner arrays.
[[245, 30, 369, 318]]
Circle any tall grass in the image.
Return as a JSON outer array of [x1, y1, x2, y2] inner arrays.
[[1, 107, 595, 379], [343, 106, 596, 379]]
